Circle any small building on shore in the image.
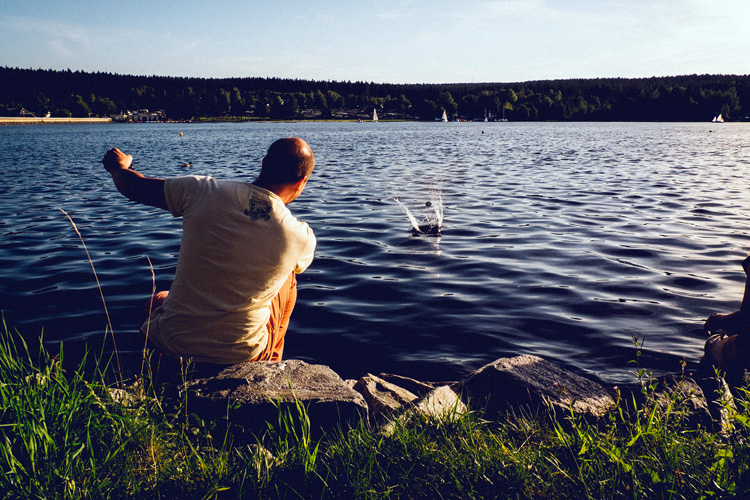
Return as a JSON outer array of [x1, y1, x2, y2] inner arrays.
[[112, 109, 166, 122]]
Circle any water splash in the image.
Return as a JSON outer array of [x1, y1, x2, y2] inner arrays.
[[394, 190, 443, 235]]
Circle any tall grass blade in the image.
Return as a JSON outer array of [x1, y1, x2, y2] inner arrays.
[[59, 208, 122, 381]]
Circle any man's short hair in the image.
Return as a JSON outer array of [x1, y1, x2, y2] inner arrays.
[[260, 138, 315, 185]]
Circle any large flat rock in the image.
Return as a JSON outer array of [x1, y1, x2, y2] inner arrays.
[[460, 355, 615, 418], [185, 360, 368, 437]]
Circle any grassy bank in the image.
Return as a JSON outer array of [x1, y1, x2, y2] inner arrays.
[[1, 321, 749, 499]]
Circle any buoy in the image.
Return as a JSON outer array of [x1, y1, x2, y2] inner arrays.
[[179, 132, 183, 136]]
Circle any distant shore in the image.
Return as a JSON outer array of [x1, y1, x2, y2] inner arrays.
[[0, 117, 113, 125], [0, 116, 409, 126]]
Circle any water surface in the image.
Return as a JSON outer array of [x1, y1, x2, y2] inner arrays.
[[1, 121, 749, 386]]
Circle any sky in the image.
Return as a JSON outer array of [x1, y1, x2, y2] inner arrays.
[[1, 0, 749, 84]]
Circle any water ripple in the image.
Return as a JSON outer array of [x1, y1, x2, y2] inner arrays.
[[2, 122, 750, 386]]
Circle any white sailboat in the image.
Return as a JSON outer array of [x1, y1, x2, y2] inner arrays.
[[712, 113, 724, 123], [373, 108, 378, 122], [440, 110, 448, 122]]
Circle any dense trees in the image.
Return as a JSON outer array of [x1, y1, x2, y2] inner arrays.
[[1, 66, 748, 122]]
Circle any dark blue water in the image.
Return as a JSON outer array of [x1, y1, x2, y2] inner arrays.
[[1, 121, 749, 386]]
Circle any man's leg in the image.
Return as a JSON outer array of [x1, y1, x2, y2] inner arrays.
[[141, 290, 230, 382], [701, 254, 750, 382], [144, 279, 298, 364], [145, 291, 169, 315], [703, 254, 750, 335], [256, 272, 297, 362]]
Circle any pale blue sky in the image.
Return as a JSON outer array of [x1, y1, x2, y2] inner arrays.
[[1, 0, 749, 84]]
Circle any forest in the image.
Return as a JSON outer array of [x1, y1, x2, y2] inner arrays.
[[1, 66, 748, 122]]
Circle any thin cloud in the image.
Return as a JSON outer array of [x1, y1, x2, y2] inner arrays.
[[2, 15, 94, 44], [375, 0, 418, 19], [480, 0, 549, 14], [162, 31, 202, 52], [48, 39, 74, 58]]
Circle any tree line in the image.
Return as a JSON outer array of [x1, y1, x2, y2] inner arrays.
[[1, 66, 748, 122]]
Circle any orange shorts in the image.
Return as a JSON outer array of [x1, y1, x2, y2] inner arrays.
[[145, 272, 298, 363], [253, 271, 297, 362]]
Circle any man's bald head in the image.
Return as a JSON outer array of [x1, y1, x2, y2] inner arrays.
[[259, 138, 315, 185]]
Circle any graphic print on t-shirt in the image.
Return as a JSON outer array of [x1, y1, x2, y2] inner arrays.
[[244, 196, 272, 221]]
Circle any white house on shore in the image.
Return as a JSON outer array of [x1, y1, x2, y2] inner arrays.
[[112, 109, 165, 122]]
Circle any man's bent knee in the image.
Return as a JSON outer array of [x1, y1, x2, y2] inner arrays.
[[145, 291, 168, 315]]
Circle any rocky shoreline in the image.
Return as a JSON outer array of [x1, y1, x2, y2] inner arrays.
[[112, 354, 739, 439]]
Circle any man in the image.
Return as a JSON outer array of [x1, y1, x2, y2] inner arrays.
[[702, 254, 750, 386], [102, 137, 316, 368]]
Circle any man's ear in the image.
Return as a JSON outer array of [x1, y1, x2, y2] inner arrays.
[[294, 175, 309, 194]]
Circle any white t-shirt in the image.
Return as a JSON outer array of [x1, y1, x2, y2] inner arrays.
[[141, 175, 315, 364]]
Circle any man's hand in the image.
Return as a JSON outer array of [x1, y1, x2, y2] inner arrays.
[[102, 147, 168, 210], [102, 147, 133, 174]]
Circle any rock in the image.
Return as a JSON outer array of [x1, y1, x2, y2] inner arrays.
[[411, 385, 467, 419], [107, 379, 155, 408], [184, 360, 368, 438], [694, 354, 742, 433], [353, 374, 419, 419], [108, 387, 141, 407], [375, 373, 444, 398], [654, 376, 715, 430], [460, 355, 615, 418], [694, 374, 736, 434], [381, 385, 467, 436]]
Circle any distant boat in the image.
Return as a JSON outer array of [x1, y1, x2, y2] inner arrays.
[[498, 107, 508, 122], [473, 109, 488, 122], [436, 110, 448, 122], [373, 108, 378, 122], [712, 114, 724, 123]]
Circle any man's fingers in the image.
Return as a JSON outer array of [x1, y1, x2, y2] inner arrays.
[[102, 148, 132, 170]]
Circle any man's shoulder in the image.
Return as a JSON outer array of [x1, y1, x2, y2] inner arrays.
[[166, 174, 215, 186], [164, 175, 224, 215], [166, 175, 247, 197], [165, 174, 211, 193]]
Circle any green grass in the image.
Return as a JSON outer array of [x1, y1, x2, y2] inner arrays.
[[1, 319, 749, 499]]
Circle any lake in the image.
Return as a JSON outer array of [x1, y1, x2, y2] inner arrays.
[[1, 121, 749, 387]]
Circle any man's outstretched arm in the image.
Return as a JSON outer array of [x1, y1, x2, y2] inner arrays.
[[102, 148, 168, 210]]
